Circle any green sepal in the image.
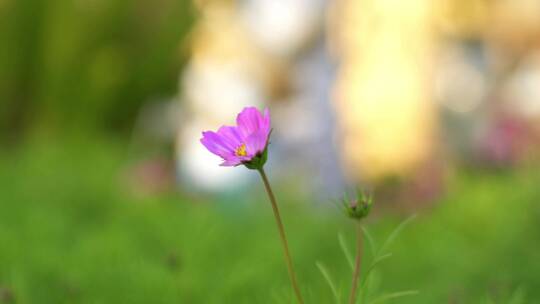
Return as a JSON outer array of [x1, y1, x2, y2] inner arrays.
[[242, 145, 268, 170]]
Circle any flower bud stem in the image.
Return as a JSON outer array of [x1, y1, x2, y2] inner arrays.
[[349, 222, 363, 304], [257, 168, 304, 304]]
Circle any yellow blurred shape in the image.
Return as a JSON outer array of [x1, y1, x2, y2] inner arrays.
[[333, 0, 436, 182], [435, 0, 488, 38]]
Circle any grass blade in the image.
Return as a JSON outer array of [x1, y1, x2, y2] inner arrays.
[[368, 290, 419, 304], [508, 287, 526, 304], [316, 261, 341, 304], [360, 253, 392, 287], [338, 232, 355, 270], [361, 225, 377, 257], [378, 214, 417, 255]]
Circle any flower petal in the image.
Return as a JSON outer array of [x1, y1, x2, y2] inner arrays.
[[216, 126, 243, 147], [245, 129, 269, 156], [236, 107, 266, 138], [261, 108, 271, 138], [200, 131, 235, 159], [220, 158, 244, 167]]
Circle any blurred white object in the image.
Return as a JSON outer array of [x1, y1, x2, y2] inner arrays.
[[240, 0, 324, 56], [435, 46, 487, 114], [502, 52, 540, 118], [184, 62, 265, 118]]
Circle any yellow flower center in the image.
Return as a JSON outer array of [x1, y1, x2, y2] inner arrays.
[[235, 143, 247, 157]]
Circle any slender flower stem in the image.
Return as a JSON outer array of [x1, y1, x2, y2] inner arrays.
[[257, 168, 304, 304], [349, 222, 363, 304]]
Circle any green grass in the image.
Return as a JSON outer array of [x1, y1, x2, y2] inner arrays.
[[1, 137, 539, 303]]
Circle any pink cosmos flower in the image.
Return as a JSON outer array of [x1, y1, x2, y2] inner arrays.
[[200, 107, 271, 168]]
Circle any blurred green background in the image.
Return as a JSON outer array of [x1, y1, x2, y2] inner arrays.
[[0, 0, 192, 141], [2, 0, 540, 303], [1, 139, 540, 303]]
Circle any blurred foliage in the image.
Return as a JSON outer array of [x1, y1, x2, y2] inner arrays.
[[0, 0, 193, 143], [0, 138, 539, 303]]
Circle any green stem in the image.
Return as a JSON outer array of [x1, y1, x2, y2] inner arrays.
[[349, 223, 363, 304], [258, 168, 304, 304]]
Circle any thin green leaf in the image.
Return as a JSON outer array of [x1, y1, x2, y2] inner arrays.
[[508, 287, 526, 304], [338, 233, 355, 270], [483, 295, 496, 304], [316, 261, 341, 304], [378, 214, 417, 255], [271, 289, 289, 304], [361, 225, 377, 257], [360, 253, 393, 288], [368, 290, 419, 304], [357, 216, 414, 304], [305, 286, 315, 304]]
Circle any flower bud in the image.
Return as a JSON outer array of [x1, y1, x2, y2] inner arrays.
[[342, 192, 373, 221]]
